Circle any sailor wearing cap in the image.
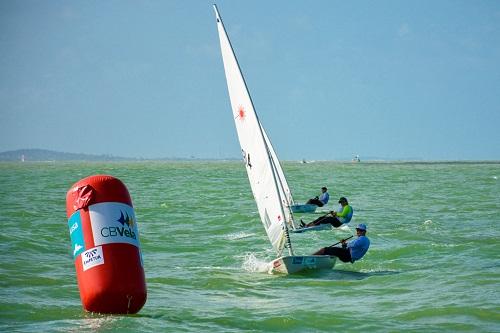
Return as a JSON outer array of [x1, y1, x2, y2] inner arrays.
[[306, 186, 330, 207], [313, 223, 370, 263], [301, 196, 353, 228]]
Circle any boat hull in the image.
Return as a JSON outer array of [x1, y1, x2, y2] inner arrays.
[[290, 224, 332, 233], [269, 255, 335, 274], [290, 204, 317, 213]]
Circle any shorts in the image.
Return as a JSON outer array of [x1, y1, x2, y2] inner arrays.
[[323, 246, 352, 263]]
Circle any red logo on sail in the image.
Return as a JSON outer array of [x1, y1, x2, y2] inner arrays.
[[236, 105, 245, 120]]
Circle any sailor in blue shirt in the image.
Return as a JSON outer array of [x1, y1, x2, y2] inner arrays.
[[313, 223, 370, 263], [306, 186, 329, 207]]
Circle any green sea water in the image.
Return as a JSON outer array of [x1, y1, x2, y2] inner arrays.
[[0, 161, 499, 332]]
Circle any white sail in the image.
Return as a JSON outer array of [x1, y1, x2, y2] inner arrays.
[[214, 5, 292, 256], [261, 125, 295, 227]]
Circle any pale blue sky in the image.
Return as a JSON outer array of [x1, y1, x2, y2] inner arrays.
[[1, 1, 499, 160]]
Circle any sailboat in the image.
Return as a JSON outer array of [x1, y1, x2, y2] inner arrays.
[[213, 5, 335, 274]]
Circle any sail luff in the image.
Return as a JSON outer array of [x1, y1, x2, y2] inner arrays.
[[261, 127, 294, 204], [213, 4, 292, 256], [261, 125, 296, 228], [266, 144, 294, 254]]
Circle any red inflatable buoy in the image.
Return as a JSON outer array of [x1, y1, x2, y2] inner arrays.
[[66, 175, 147, 314]]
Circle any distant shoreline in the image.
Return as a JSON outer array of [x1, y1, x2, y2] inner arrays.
[[0, 149, 498, 163]]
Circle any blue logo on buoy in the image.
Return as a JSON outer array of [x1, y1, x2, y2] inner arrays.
[[117, 211, 135, 228], [68, 211, 85, 259]]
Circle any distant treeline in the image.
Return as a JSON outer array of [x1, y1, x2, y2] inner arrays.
[[1, 149, 498, 163], [0, 149, 239, 162], [0, 149, 134, 162]]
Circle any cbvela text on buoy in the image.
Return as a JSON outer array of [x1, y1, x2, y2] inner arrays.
[[66, 175, 147, 314]]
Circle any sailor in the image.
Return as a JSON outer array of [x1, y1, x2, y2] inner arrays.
[[306, 186, 329, 207], [313, 223, 370, 263], [301, 196, 352, 228]]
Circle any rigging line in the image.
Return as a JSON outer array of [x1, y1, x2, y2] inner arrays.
[[266, 143, 294, 256]]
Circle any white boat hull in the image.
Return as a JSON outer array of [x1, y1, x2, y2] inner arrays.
[[290, 224, 332, 233], [290, 204, 317, 213], [269, 255, 335, 274]]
